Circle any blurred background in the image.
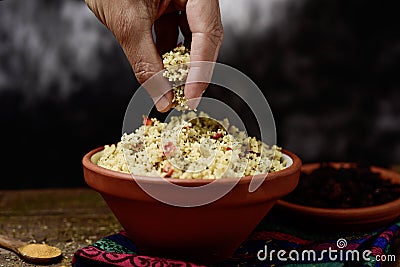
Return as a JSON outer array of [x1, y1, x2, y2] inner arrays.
[[1, 0, 399, 189]]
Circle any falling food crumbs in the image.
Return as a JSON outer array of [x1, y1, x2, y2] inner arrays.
[[162, 45, 191, 110], [18, 243, 61, 259]]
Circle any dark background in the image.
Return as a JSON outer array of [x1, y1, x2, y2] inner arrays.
[[1, 0, 399, 189]]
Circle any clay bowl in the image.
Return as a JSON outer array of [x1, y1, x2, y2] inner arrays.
[[82, 147, 301, 264], [276, 163, 400, 231]]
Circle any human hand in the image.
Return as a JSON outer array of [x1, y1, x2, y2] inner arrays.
[[85, 0, 223, 112]]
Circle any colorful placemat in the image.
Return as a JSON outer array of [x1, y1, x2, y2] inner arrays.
[[72, 218, 400, 267]]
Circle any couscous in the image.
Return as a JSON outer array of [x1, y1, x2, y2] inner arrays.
[[162, 45, 190, 110], [97, 46, 286, 179], [97, 112, 287, 179]]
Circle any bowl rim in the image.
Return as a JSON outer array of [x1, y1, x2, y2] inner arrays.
[[277, 162, 400, 216], [82, 146, 302, 185]]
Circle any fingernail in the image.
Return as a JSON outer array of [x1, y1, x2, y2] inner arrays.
[[187, 97, 201, 110], [156, 95, 171, 112]]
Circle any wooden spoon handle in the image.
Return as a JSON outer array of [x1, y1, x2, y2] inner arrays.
[[0, 234, 27, 254]]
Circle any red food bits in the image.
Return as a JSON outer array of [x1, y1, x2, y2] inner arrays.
[[226, 147, 232, 151], [162, 163, 174, 178], [212, 132, 223, 139], [142, 115, 153, 126], [163, 142, 176, 157]]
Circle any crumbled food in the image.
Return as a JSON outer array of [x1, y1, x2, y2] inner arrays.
[[162, 45, 191, 110], [18, 244, 61, 259], [283, 163, 400, 208], [97, 112, 287, 179]]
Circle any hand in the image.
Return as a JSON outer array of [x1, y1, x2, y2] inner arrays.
[[85, 0, 223, 112]]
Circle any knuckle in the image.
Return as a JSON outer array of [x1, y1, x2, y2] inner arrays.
[[213, 26, 224, 42], [207, 28, 224, 49], [207, 21, 224, 47], [133, 61, 158, 84]]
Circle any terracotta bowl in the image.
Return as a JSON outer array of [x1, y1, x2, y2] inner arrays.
[[82, 147, 301, 263], [276, 163, 400, 231]]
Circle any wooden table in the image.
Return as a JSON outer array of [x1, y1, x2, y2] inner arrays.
[[0, 188, 399, 266], [0, 188, 120, 266]]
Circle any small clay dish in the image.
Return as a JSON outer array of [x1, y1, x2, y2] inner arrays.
[[82, 147, 301, 264], [276, 163, 400, 231]]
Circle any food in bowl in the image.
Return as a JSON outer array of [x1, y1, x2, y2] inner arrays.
[[83, 147, 301, 263], [97, 112, 287, 179], [282, 162, 400, 208], [276, 162, 400, 230], [83, 45, 302, 263]]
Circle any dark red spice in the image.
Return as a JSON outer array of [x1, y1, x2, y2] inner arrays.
[[212, 133, 223, 139], [283, 163, 400, 208], [226, 147, 232, 151]]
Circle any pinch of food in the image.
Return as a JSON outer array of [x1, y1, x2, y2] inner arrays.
[[162, 45, 191, 110], [171, 85, 189, 110], [162, 45, 190, 69]]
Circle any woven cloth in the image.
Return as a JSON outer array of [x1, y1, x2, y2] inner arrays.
[[72, 218, 400, 267]]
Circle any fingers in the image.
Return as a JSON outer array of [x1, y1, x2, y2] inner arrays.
[[133, 37, 174, 112], [84, 0, 174, 112], [120, 26, 173, 111], [186, 0, 224, 62], [84, 0, 223, 112], [184, 0, 224, 108]]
